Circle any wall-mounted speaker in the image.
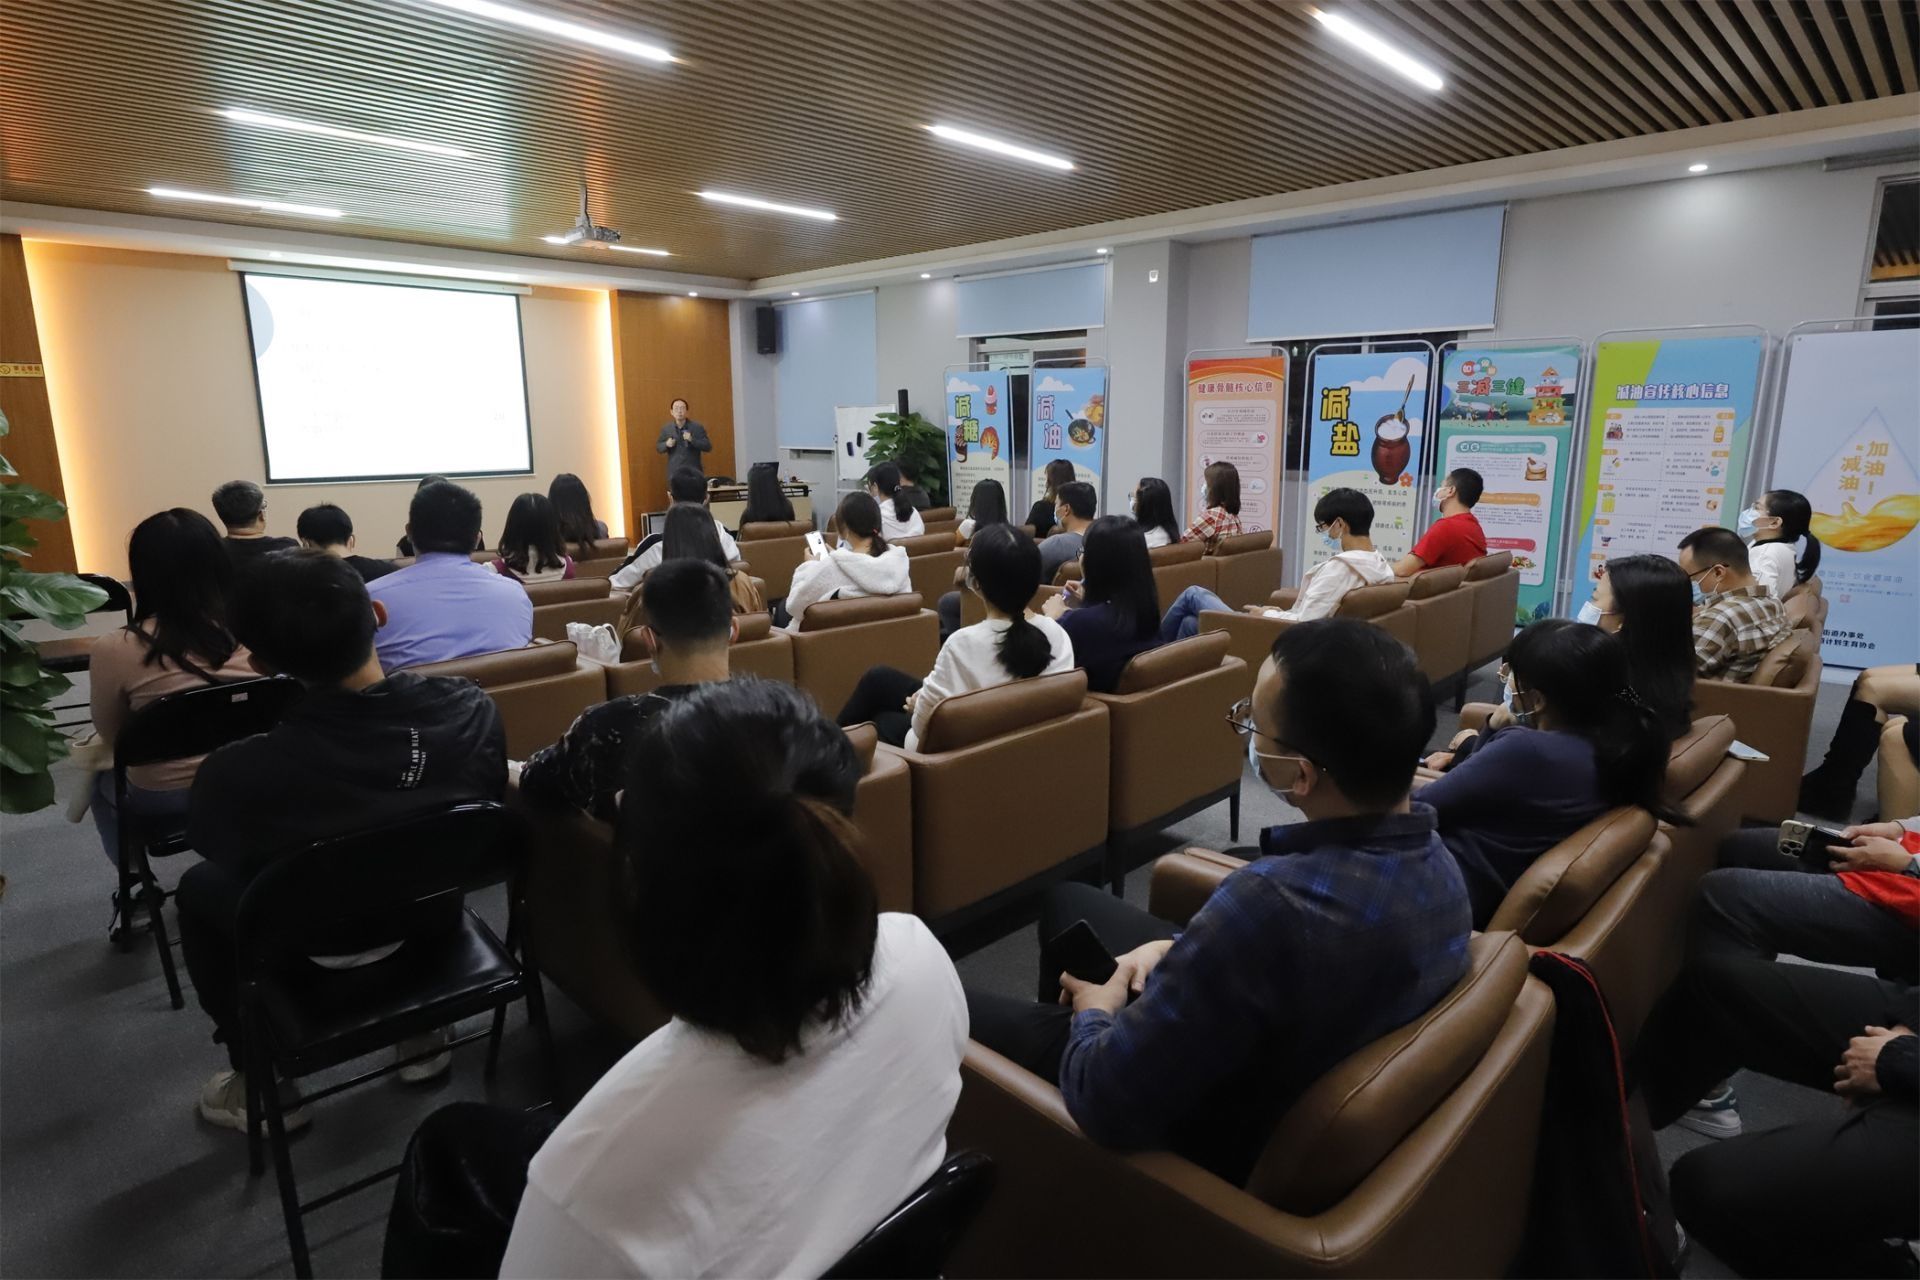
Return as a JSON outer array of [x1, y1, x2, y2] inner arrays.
[[755, 304, 778, 355]]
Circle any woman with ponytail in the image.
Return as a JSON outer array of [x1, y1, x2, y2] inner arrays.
[[500, 679, 967, 1277], [1415, 618, 1685, 926], [1742, 488, 1823, 601], [836, 524, 1072, 748], [865, 460, 925, 541]]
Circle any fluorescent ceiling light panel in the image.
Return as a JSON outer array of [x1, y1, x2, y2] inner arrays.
[[1689, 162, 1711, 173], [418, 0, 673, 62], [219, 108, 469, 158], [607, 245, 671, 257], [924, 124, 1074, 171], [251, 252, 526, 283], [687, 291, 699, 297], [1313, 9, 1445, 92], [697, 190, 837, 221], [147, 186, 344, 218]]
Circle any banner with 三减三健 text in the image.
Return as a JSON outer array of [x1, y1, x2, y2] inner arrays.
[[1301, 350, 1430, 577], [1185, 357, 1287, 534], [1028, 366, 1107, 506], [945, 370, 1014, 516]]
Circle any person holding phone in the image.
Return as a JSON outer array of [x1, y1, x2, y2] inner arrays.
[[782, 493, 912, 631]]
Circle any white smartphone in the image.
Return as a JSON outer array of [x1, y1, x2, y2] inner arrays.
[[804, 530, 828, 558]]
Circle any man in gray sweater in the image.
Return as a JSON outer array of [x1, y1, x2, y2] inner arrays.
[[655, 397, 712, 482]]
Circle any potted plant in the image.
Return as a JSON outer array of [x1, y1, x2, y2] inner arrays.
[[863, 410, 947, 506], [1, 409, 108, 813]]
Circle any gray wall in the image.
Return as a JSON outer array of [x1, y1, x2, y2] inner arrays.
[[875, 278, 968, 425]]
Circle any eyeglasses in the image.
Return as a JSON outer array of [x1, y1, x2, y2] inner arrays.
[[1226, 697, 1259, 736]]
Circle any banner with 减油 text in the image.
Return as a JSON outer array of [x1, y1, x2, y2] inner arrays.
[[1300, 350, 1430, 576], [1028, 366, 1107, 506], [945, 370, 1014, 516]]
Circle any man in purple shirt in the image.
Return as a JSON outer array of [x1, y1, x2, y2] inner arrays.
[[368, 481, 532, 671]]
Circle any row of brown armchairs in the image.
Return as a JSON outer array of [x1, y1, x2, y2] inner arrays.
[[956, 532, 1288, 629], [393, 537, 631, 576]]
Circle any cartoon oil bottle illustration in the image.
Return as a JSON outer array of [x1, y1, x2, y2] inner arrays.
[[1370, 373, 1416, 484]]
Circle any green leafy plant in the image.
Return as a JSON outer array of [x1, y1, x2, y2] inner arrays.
[[863, 410, 948, 507], [1, 410, 108, 813]]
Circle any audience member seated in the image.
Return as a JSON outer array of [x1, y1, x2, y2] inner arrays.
[[1129, 476, 1180, 549], [391, 680, 967, 1278], [1393, 467, 1486, 576], [1041, 515, 1162, 693], [1577, 553, 1695, 740], [177, 550, 506, 1131], [894, 458, 933, 513], [1025, 458, 1077, 540], [1039, 480, 1097, 583], [488, 492, 576, 584], [87, 509, 258, 865], [739, 460, 795, 526], [368, 481, 532, 671], [1677, 526, 1791, 683], [396, 474, 485, 557], [1179, 460, 1242, 552], [964, 619, 1469, 1183], [642, 503, 763, 618], [783, 493, 913, 631], [1741, 487, 1822, 601], [866, 460, 926, 541], [955, 476, 1009, 545], [1415, 619, 1678, 927], [522, 559, 735, 822], [210, 479, 296, 563], [547, 472, 609, 557], [1803, 664, 1920, 819], [296, 502, 396, 582], [1158, 486, 1392, 642], [836, 524, 1072, 749], [611, 468, 741, 590]]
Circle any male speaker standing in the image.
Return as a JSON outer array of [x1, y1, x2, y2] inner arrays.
[[655, 397, 711, 485]]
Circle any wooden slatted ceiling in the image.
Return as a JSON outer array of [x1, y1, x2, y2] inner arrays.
[[2, 0, 1915, 280]]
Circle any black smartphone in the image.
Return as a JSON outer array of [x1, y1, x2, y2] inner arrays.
[[1779, 819, 1850, 869], [1047, 919, 1118, 985]]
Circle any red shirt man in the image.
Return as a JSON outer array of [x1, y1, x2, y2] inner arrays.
[[1395, 468, 1487, 577]]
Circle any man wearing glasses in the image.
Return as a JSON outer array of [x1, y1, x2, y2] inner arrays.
[[963, 619, 1472, 1183], [1677, 526, 1790, 683]]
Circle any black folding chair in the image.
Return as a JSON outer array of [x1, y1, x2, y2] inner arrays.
[[110, 676, 304, 1007], [234, 802, 557, 1280], [824, 1151, 997, 1279]]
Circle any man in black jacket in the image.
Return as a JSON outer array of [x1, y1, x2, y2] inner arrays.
[[177, 550, 506, 1133]]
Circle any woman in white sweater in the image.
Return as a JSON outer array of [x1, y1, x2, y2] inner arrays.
[[836, 524, 1072, 749], [1741, 489, 1822, 601], [783, 492, 914, 629], [866, 460, 925, 541]]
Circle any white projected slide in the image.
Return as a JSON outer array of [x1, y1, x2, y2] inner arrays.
[[242, 272, 533, 481]]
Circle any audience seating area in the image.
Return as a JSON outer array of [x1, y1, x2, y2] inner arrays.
[[1692, 627, 1822, 823]]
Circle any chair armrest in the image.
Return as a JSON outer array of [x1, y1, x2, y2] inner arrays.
[[1268, 587, 1300, 609], [1148, 848, 1249, 926], [1457, 701, 1498, 733]]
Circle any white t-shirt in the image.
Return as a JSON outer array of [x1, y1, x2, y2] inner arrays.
[[907, 613, 1074, 750], [1263, 548, 1396, 622], [879, 504, 925, 542], [1749, 540, 1797, 600], [501, 914, 967, 1280], [611, 518, 743, 590], [1141, 526, 1174, 550]]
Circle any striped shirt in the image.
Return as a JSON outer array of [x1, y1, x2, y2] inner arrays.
[[1692, 584, 1791, 683]]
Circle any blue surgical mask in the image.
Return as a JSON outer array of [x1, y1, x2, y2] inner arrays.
[[1247, 735, 1305, 800], [1736, 506, 1758, 534], [1503, 679, 1537, 727], [1576, 600, 1603, 626], [1321, 533, 1341, 553], [1690, 580, 1706, 605]]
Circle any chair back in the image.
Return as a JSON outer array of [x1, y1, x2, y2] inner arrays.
[[1406, 564, 1466, 599], [1148, 540, 1204, 566], [823, 1152, 997, 1280], [79, 572, 135, 619], [740, 519, 814, 540], [113, 676, 305, 772], [918, 670, 1088, 754], [1464, 550, 1512, 581], [234, 803, 515, 971], [798, 592, 924, 632], [1487, 806, 1656, 943], [1336, 580, 1411, 619], [523, 577, 610, 607]]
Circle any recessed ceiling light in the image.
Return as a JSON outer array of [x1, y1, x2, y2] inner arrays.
[[1688, 162, 1710, 173], [1313, 9, 1445, 92], [218, 108, 469, 159], [267, 251, 285, 259], [607, 245, 671, 256], [688, 291, 699, 297], [147, 186, 344, 218], [924, 124, 1074, 172], [697, 190, 837, 222], [790, 291, 801, 297], [919, 272, 932, 279], [418, 0, 673, 63], [1095, 247, 1110, 255]]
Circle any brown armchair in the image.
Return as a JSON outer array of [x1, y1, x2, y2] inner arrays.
[[1196, 580, 1413, 700], [1206, 530, 1284, 610], [945, 932, 1553, 1278], [606, 612, 796, 696], [737, 518, 815, 600], [408, 641, 608, 759], [1149, 539, 1214, 602], [1090, 633, 1247, 889], [922, 505, 960, 536], [881, 671, 1109, 933], [1692, 629, 1822, 822], [898, 531, 967, 605], [1405, 565, 1473, 689], [571, 537, 632, 579], [789, 593, 940, 717], [1461, 552, 1519, 672], [527, 576, 627, 641]]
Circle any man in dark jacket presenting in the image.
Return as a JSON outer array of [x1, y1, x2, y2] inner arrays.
[[177, 550, 506, 1134], [655, 397, 711, 483]]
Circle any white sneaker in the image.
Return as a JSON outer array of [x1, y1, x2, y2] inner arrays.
[[1674, 1083, 1742, 1139], [396, 1027, 454, 1085], [196, 1069, 310, 1134]]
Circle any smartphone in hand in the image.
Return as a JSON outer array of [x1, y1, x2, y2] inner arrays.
[[804, 530, 828, 558], [1047, 919, 1118, 985], [1779, 819, 1849, 870]]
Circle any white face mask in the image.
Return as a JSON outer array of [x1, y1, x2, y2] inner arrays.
[[1433, 487, 1452, 512], [1576, 600, 1604, 626], [1502, 678, 1538, 727], [1128, 495, 1138, 517], [1247, 735, 1311, 800]]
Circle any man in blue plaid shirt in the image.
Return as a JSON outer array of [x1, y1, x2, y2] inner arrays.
[[967, 620, 1473, 1183]]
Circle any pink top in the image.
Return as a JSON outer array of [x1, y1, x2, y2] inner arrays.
[[88, 625, 257, 791]]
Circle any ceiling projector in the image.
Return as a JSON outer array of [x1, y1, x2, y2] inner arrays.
[[549, 183, 621, 246]]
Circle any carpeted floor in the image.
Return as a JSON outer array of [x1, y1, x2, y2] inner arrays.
[[0, 661, 1887, 1278]]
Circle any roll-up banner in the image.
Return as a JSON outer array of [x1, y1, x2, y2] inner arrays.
[[1300, 347, 1432, 578], [1028, 365, 1108, 505], [1769, 323, 1920, 667], [1184, 355, 1288, 534], [1569, 331, 1766, 595], [1436, 342, 1583, 625], [945, 368, 1015, 514]]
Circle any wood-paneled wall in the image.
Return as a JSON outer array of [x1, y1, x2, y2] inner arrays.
[[0, 234, 77, 573], [610, 292, 735, 539]]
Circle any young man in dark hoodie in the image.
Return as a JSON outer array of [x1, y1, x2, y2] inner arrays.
[[176, 549, 506, 1133]]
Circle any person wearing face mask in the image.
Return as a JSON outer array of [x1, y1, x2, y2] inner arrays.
[[1576, 554, 1696, 740], [782, 493, 914, 631], [1677, 526, 1791, 683], [1416, 619, 1683, 926], [1037, 481, 1098, 583], [1155, 488, 1394, 642], [1394, 467, 1487, 577], [1740, 489, 1822, 601], [962, 620, 1470, 1183]]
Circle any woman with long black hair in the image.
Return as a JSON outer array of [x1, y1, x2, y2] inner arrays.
[[1130, 477, 1181, 548], [740, 462, 796, 526], [1042, 515, 1162, 693], [1742, 488, 1822, 601], [489, 493, 575, 583], [547, 473, 607, 554], [865, 461, 924, 541], [1026, 458, 1077, 539], [956, 478, 1009, 545], [1580, 553, 1696, 740]]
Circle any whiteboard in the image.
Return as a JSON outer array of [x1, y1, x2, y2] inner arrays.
[[834, 404, 892, 482]]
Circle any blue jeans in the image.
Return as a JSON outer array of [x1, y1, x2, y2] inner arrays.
[[1159, 586, 1231, 644], [90, 772, 192, 867]]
